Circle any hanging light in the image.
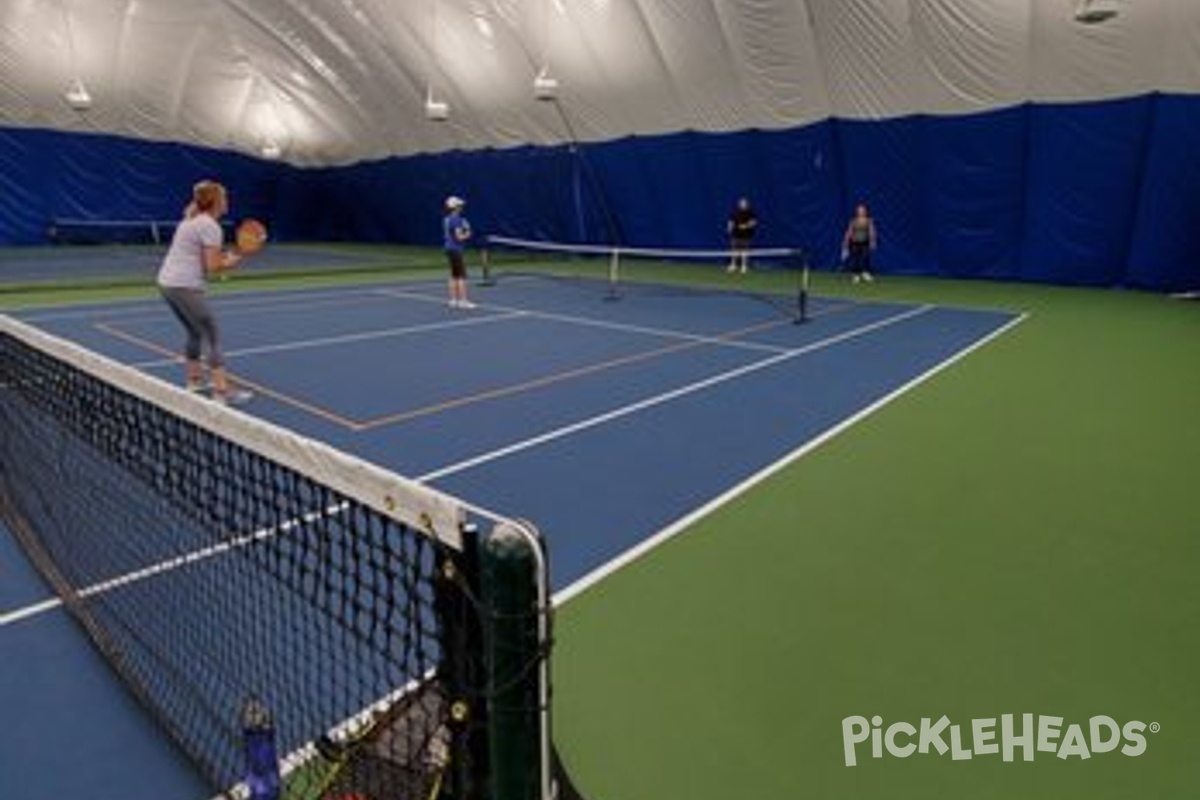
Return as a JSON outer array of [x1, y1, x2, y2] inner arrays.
[[533, 67, 558, 101], [424, 90, 450, 121], [424, 0, 450, 121], [64, 78, 92, 111], [59, 2, 92, 111], [532, 0, 560, 101], [1075, 0, 1119, 24]]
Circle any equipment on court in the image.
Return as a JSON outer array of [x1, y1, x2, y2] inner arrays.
[[243, 699, 282, 800], [484, 235, 811, 323], [0, 314, 557, 800], [236, 218, 269, 254]]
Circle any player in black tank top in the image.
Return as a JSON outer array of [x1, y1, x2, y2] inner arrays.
[[726, 197, 758, 274], [841, 203, 877, 283]]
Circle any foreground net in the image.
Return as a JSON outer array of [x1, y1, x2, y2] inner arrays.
[[0, 315, 522, 799], [483, 235, 811, 321]]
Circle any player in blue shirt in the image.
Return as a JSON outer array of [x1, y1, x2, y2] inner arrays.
[[443, 195, 474, 308]]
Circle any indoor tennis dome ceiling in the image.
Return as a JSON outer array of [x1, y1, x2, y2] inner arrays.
[[2, 0, 1198, 290]]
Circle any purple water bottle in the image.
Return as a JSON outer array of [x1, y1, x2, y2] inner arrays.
[[242, 698, 281, 800]]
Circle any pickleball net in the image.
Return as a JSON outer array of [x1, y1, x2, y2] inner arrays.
[[0, 314, 556, 800], [482, 235, 811, 322]]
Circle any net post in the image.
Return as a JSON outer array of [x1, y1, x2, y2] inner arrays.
[[793, 248, 810, 325], [440, 523, 489, 800], [479, 247, 496, 287], [604, 248, 622, 301], [481, 520, 556, 800]]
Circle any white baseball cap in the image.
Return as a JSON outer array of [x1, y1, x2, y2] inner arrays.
[[445, 195, 465, 209]]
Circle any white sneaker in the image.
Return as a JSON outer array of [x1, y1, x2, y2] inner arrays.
[[863, 272, 874, 282], [852, 274, 861, 284], [216, 389, 253, 407], [739, 265, 748, 274], [459, 300, 476, 309], [186, 380, 211, 396]]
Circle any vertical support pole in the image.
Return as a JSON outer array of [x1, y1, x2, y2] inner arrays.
[[794, 248, 810, 325], [481, 520, 555, 800], [480, 248, 496, 287], [438, 524, 488, 800]]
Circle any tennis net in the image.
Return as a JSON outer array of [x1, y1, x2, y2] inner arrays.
[[0, 314, 549, 800], [46, 217, 191, 245], [482, 235, 811, 321]]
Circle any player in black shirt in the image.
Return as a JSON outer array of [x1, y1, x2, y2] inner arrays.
[[727, 197, 758, 274]]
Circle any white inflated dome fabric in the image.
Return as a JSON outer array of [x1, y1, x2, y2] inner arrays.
[[2, 0, 1197, 166]]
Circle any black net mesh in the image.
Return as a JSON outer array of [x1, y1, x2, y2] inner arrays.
[[0, 321, 482, 799]]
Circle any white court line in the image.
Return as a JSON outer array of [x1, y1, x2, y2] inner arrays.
[[551, 312, 1030, 605], [128, 310, 529, 369], [416, 304, 936, 483], [4, 302, 935, 624], [0, 504, 348, 627], [15, 281, 448, 324], [1, 303, 1008, 626], [373, 286, 797, 356]]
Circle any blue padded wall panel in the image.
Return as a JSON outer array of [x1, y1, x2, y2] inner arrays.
[[831, 116, 932, 277], [0, 127, 282, 245], [1020, 97, 1154, 286], [0, 128, 51, 244], [571, 125, 843, 263], [1125, 94, 1200, 291], [922, 108, 1028, 280]]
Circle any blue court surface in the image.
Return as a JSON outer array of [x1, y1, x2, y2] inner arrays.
[[1, 274, 1021, 799]]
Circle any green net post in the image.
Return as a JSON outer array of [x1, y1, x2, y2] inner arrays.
[[439, 523, 489, 800], [481, 520, 554, 800]]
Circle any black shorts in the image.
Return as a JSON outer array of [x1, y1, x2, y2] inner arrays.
[[848, 243, 872, 273], [446, 250, 466, 279]]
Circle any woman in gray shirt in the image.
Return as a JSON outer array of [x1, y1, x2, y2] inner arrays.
[[156, 180, 252, 405]]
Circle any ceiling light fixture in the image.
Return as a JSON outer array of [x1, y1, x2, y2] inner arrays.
[[424, 93, 450, 121], [533, 68, 558, 101], [64, 78, 92, 111], [533, 0, 560, 101], [1075, 0, 1119, 24], [425, 0, 449, 121]]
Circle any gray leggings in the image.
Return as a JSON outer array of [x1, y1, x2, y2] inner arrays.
[[160, 286, 223, 368]]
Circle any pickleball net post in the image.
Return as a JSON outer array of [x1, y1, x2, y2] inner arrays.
[[792, 247, 810, 325], [479, 246, 497, 287], [0, 313, 567, 800], [605, 248, 622, 301]]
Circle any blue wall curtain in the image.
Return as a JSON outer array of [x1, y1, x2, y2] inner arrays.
[[3, 94, 1198, 291]]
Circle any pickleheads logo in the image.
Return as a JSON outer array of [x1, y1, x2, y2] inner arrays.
[[842, 715, 1160, 767]]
